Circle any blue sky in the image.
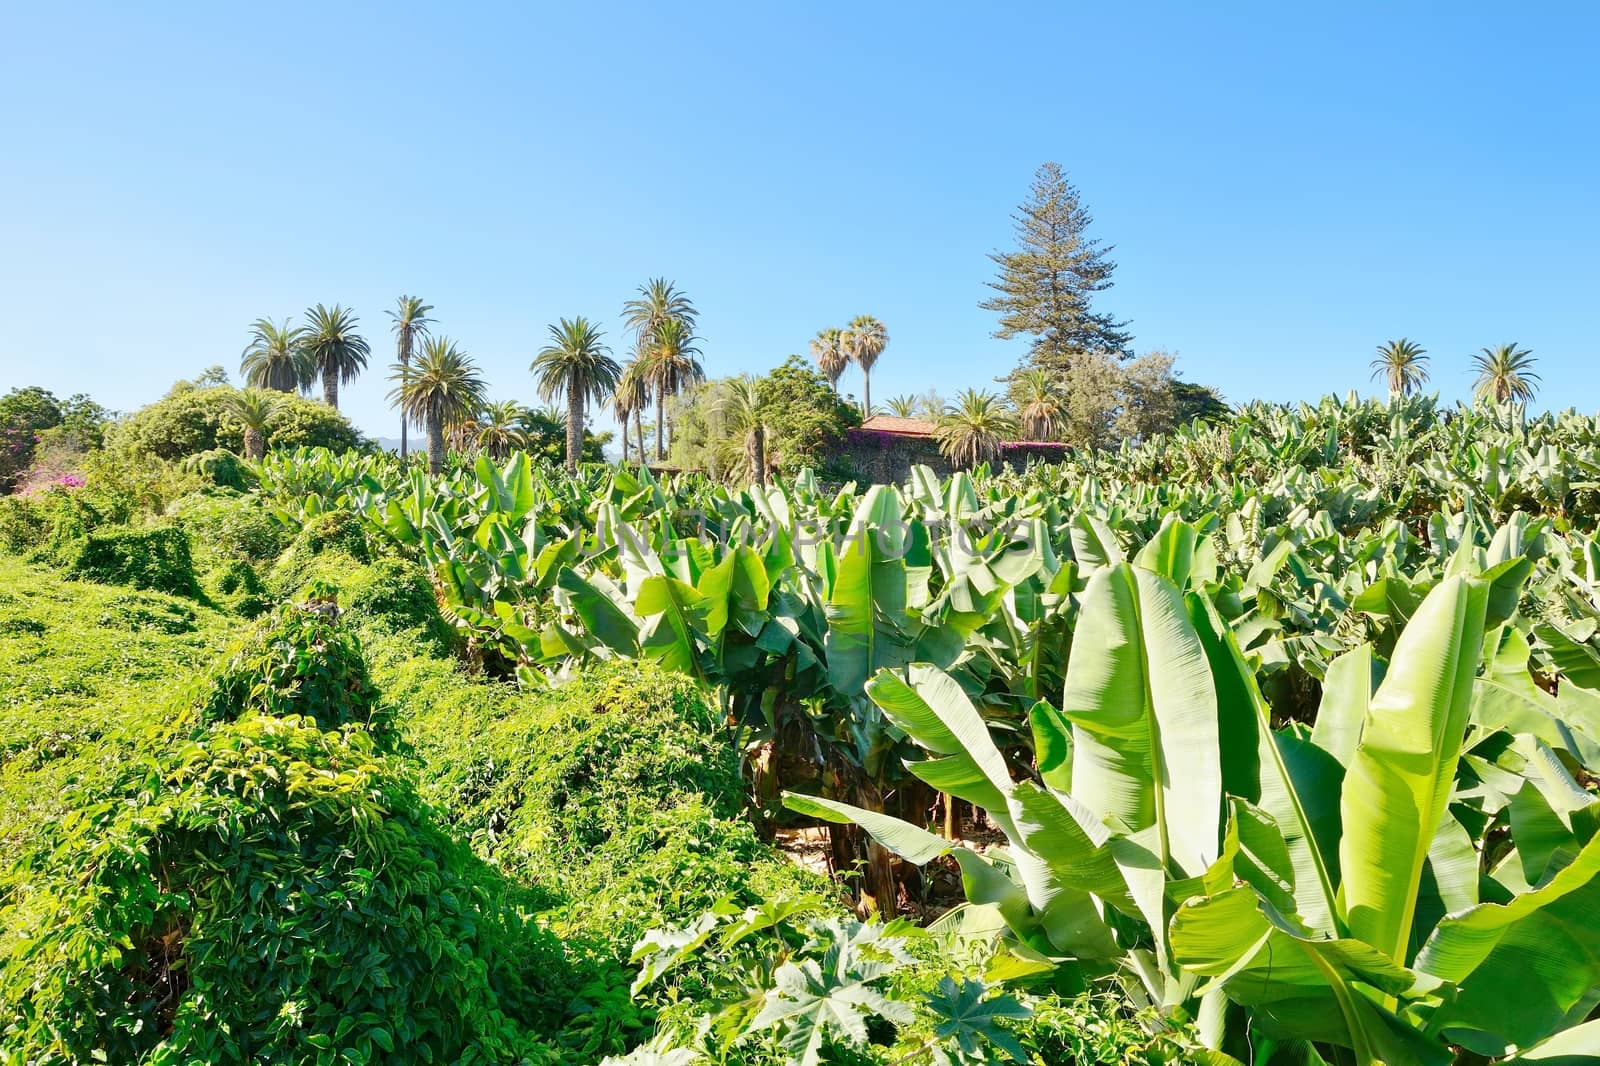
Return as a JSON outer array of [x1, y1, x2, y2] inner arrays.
[[2, 3, 1596, 440]]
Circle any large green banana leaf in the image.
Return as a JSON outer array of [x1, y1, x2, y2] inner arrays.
[[1338, 573, 1489, 964]]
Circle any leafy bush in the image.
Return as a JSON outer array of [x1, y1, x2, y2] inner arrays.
[[96, 591, 197, 634], [181, 448, 251, 490], [170, 491, 287, 563], [108, 383, 363, 460], [197, 601, 381, 733], [0, 714, 569, 1065], [267, 511, 372, 596], [63, 524, 201, 597], [0, 484, 134, 559]]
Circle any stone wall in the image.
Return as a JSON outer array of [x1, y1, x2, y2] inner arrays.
[[841, 429, 1069, 485]]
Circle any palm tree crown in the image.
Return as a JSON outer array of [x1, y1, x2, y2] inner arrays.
[[240, 318, 311, 393], [474, 400, 528, 460], [810, 328, 847, 393], [388, 296, 434, 458], [613, 358, 651, 465], [225, 388, 280, 460], [622, 278, 698, 341], [1472, 343, 1540, 404], [303, 303, 370, 409], [841, 315, 888, 416], [885, 394, 920, 418], [388, 336, 486, 474], [935, 389, 1017, 469], [1009, 367, 1063, 440], [642, 317, 704, 462], [1370, 338, 1430, 400], [532, 317, 622, 474], [712, 376, 771, 486]]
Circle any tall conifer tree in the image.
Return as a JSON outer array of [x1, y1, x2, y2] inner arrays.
[[980, 162, 1131, 371]]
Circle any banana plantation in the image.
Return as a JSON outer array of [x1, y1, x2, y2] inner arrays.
[[225, 393, 1600, 1064]]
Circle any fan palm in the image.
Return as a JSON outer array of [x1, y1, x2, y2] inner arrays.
[[884, 394, 920, 418], [475, 400, 528, 460], [1370, 338, 1430, 400], [713, 376, 770, 486], [810, 328, 847, 394], [1009, 367, 1062, 440], [841, 315, 888, 417], [302, 304, 370, 409], [642, 317, 704, 461], [935, 389, 1017, 469], [225, 388, 280, 460], [613, 358, 650, 465], [388, 337, 486, 474], [240, 318, 311, 393], [532, 317, 622, 474], [387, 296, 434, 459], [1472, 343, 1540, 404]]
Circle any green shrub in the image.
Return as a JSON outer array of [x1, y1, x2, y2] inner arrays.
[[267, 511, 372, 596], [197, 601, 381, 733], [339, 556, 453, 646], [64, 525, 201, 597], [0, 714, 568, 1066], [108, 384, 363, 461], [449, 661, 741, 874], [180, 448, 251, 490], [96, 591, 197, 634], [170, 491, 287, 563], [0, 485, 134, 559]]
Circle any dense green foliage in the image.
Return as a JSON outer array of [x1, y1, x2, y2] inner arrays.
[[62, 524, 201, 598], [11, 389, 1600, 1063], [108, 382, 363, 460]]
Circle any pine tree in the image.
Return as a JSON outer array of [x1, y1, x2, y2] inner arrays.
[[980, 162, 1131, 370]]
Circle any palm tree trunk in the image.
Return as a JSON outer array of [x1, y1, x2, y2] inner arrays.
[[619, 418, 629, 464], [244, 427, 264, 461], [399, 350, 409, 459], [323, 367, 338, 409], [635, 409, 645, 466], [862, 371, 871, 418], [655, 393, 665, 462], [427, 411, 444, 475], [567, 390, 583, 475], [749, 425, 767, 487]]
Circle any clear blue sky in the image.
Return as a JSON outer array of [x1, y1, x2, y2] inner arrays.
[[3, 2, 1596, 440]]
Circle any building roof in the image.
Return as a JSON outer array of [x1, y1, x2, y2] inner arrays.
[[858, 414, 938, 437]]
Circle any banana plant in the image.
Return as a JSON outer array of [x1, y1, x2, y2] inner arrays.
[[786, 541, 1600, 1063]]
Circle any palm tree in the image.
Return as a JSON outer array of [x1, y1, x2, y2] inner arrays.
[[532, 317, 622, 475], [1009, 368, 1063, 440], [935, 389, 1017, 469], [388, 337, 486, 475], [810, 328, 847, 394], [302, 304, 370, 409], [1370, 338, 1430, 400], [225, 388, 280, 460], [475, 400, 528, 460], [622, 278, 698, 341], [387, 296, 434, 459], [841, 315, 888, 417], [613, 358, 651, 465], [714, 376, 770, 486], [1472, 343, 1540, 404], [885, 394, 920, 418], [642, 317, 704, 461], [240, 318, 310, 393]]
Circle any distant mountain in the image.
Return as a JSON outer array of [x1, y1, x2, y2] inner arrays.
[[370, 437, 402, 453]]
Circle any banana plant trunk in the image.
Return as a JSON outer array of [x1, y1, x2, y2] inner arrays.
[[566, 389, 584, 475], [426, 410, 444, 475]]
